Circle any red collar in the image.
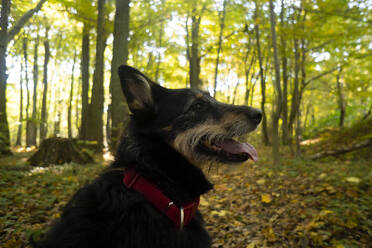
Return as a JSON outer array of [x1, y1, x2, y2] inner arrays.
[[123, 168, 200, 230]]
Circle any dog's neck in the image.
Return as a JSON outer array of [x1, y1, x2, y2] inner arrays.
[[115, 123, 213, 204]]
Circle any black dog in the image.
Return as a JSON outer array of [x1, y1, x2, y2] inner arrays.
[[34, 65, 262, 248]]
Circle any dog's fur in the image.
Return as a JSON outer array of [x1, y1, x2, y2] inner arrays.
[[34, 65, 262, 248]]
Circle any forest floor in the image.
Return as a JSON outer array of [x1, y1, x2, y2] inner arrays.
[[0, 144, 371, 248]]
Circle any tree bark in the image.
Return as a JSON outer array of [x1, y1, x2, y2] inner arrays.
[[29, 27, 40, 147], [280, 0, 289, 145], [295, 105, 301, 157], [86, 0, 107, 151], [289, 37, 300, 146], [40, 26, 50, 141], [109, 0, 130, 151], [212, 0, 227, 97], [269, 0, 283, 165], [254, 0, 270, 146], [23, 37, 32, 147], [154, 1, 164, 83], [244, 51, 255, 106], [68, 51, 77, 139], [336, 67, 345, 127], [186, 5, 205, 89], [232, 81, 239, 105], [16, 62, 24, 146], [0, 0, 11, 155], [79, 23, 91, 140]]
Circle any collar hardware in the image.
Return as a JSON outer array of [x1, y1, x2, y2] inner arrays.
[[123, 168, 200, 230]]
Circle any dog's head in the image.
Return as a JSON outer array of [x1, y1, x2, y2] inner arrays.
[[118, 65, 261, 165]]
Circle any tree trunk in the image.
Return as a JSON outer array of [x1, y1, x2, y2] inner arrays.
[[23, 37, 32, 147], [336, 67, 345, 127], [244, 53, 255, 106], [254, 0, 269, 146], [79, 23, 90, 140], [0, 0, 11, 155], [40, 26, 50, 141], [186, 6, 204, 89], [109, 0, 130, 151], [295, 105, 301, 157], [68, 51, 77, 138], [289, 37, 300, 146], [232, 81, 239, 105], [29, 27, 40, 147], [16, 62, 24, 146], [269, 0, 283, 165], [86, 0, 107, 152], [212, 0, 227, 97], [0, 0, 46, 155], [154, 1, 164, 82], [280, 0, 289, 145], [54, 104, 61, 137]]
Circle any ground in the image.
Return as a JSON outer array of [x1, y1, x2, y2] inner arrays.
[[0, 147, 371, 248]]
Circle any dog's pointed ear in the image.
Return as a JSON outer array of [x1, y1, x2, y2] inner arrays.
[[118, 65, 156, 120]]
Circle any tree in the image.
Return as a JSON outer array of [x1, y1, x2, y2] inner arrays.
[[23, 36, 31, 147], [254, 0, 269, 146], [79, 23, 91, 140], [40, 25, 50, 141], [86, 0, 107, 151], [15, 61, 24, 146], [0, 0, 47, 155], [68, 51, 77, 138], [280, 0, 289, 145], [186, 2, 206, 89], [336, 67, 345, 127], [212, 0, 227, 97], [109, 0, 130, 151], [269, 0, 283, 165], [29, 24, 40, 147]]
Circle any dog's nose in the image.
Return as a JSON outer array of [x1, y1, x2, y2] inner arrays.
[[250, 108, 262, 125]]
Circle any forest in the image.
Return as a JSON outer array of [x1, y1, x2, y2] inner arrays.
[[0, 0, 371, 247]]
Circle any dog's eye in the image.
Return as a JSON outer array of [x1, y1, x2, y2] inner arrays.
[[189, 101, 204, 112], [194, 103, 202, 109]]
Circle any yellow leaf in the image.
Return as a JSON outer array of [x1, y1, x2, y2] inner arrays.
[[246, 242, 256, 248], [346, 219, 357, 229], [261, 193, 272, 203], [211, 210, 228, 217], [335, 244, 344, 248], [199, 196, 209, 206], [262, 226, 276, 242], [257, 178, 265, 185], [318, 173, 326, 179], [346, 177, 361, 183]]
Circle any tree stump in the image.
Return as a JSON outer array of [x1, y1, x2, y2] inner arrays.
[[28, 137, 94, 166]]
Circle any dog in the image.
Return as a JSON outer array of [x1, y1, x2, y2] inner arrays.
[[34, 65, 262, 248]]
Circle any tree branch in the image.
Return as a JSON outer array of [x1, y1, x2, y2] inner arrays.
[[308, 139, 372, 160], [304, 66, 339, 87], [6, 0, 47, 44]]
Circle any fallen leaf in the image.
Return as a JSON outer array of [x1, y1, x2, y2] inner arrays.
[[257, 178, 266, 185], [261, 193, 272, 203], [346, 177, 361, 184]]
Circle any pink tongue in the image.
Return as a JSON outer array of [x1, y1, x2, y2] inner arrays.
[[217, 139, 258, 162]]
